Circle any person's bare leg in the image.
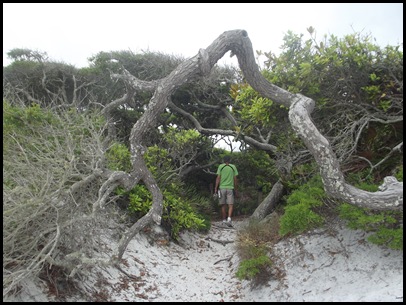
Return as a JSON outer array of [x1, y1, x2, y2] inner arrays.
[[228, 204, 233, 219], [221, 204, 227, 220]]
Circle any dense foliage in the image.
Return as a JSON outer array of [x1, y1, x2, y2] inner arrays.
[[106, 142, 208, 239]]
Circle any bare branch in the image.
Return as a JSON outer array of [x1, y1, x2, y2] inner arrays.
[[168, 101, 277, 152]]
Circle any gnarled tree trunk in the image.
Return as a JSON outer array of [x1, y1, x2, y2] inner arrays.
[[251, 179, 285, 219]]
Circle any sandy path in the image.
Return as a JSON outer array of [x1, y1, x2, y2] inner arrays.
[[108, 220, 245, 302], [99, 218, 403, 302], [5, 218, 403, 302]]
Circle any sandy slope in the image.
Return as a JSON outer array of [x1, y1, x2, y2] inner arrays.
[[4, 218, 403, 302]]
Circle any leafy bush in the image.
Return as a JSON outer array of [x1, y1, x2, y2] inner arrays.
[[128, 185, 153, 215], [367, 228, 403, 250], [338, 203, 403, 250], [279, 175, 325, 236], [162, 188, 206, 239], [143, 144, 173, 182], [106, 143, 132, 172], [106, 143, 208, 239], [279, 204, 324, 236], [235, 217, 279, 285], [182, 185, 215, 222], [394, 165, 403, 182], [236, 254, 272, 280]]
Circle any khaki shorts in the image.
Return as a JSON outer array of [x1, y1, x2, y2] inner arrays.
[[218, 189, 234, 205]]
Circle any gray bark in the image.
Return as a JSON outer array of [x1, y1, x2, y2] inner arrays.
[[251, 179, 285, 219]]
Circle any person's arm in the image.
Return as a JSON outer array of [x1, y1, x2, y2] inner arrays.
[[214, 175, 220, 193], [233, 176, 238, 196]]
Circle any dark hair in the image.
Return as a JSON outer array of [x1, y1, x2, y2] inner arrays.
[[223, 155, 231, 163]]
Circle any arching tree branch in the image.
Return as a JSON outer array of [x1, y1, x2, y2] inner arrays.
[[99, 29, 402, 263]]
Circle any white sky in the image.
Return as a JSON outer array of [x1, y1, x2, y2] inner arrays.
[[3, 3, 403, 69]]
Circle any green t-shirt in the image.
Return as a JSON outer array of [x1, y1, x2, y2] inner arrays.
[[216, 163, 238, 189]]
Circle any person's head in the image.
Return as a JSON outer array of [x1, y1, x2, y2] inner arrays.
[[223, 155, 231, 164]]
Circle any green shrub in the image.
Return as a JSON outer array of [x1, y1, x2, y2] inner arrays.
[[236, 254, 272, 280], [286, 188, 324, 207], [235, 217, 280, 286], [338, 203, 396, 232], [105, 143, 208, 239], [279, 203, 324, 236], [394, 165, 403, 182], [3, 101, 57, 153], [286, 174, 326, 206], [162, 188, 206, 240], [279, 174, 325, 236], [182, 185, 216, 219], [195, 213, 211, 233], [115, 182, 207, 240], [128, 185, 152, 215], [106, 143, 132, 172], [367, 227, 403, 250], [338, 203, 403, 250], [3, 101, 56, 131]]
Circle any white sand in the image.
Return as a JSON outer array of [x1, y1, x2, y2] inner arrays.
[[4, 218, 403, 302]]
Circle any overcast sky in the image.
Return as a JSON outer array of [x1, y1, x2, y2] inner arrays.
[[3, 3, 403, 68]]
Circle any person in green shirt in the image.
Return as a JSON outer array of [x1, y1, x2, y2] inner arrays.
[[214, 155, 238, 225]]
